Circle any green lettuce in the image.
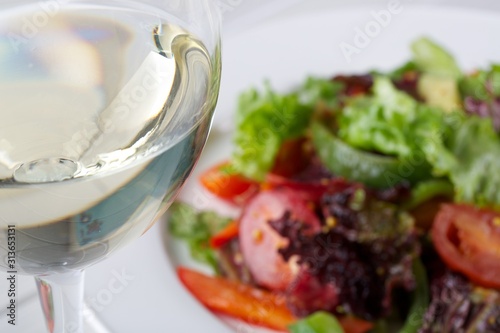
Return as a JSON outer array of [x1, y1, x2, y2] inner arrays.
[[232, 79, 343, 181], [168, 202, 231, 273], [459, 64, 500, 100], [299, 77, 345, 109], [338, 76, 441, 159], [424, 115, 500, 207], [288, 312, 344, 333], [337, 75, 500, 207], [399, 260, 429, 333], [388, 61, 419, 81], [232, 37, 500, 207]]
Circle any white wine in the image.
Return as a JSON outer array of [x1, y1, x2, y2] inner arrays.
[[0, 2, 220, 275]]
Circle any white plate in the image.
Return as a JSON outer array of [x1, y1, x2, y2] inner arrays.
[[2, 1, 500, 332]]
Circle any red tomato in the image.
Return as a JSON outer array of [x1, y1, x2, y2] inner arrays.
[[200, 161, 259, 205], [238, 189, 321, 291], [432, 204, 500, 289]]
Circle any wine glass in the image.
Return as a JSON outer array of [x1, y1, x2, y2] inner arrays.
[[0, 0, 221, 332]]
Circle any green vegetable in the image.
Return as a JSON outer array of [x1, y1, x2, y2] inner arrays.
[[168, 202, 231, 273], [338, 77, 417, 158], [404, 180, 454, 210], [411, 37, 462, 78], [331, 76, 438, 188], [232, 83, 313, 181], [399, 259, 429, 333], [424, 115, 500, 207], [459, 70, 489, 100], [289, 312, 344, 333], [232, 78, 343, 181], [388, 61, 419, 81], [299, 77, 345, 109], [459, 64, 500, 101], [338, 77, 444, 160], [312, 122, 432, 188]]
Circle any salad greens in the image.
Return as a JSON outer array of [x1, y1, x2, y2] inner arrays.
[[398, 260, 429, 333], [311, 122, 431, 188], [288, 312, 345, 333], [168, 202, 231, 272], [232, 79, 343, 181], [403, 180, 454, 210], [459, 64, 500, 100], [299, 77, 345, 109], [232, 85, 309, 181], [338, 76, 434, 159], [425, 115, 500, 207], [231, 36, 500, 208]]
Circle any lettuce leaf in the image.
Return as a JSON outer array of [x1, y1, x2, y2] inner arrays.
[[168, 202, 231, 273], [338, 76, 441, 159], [459, 64, 500, 101], [232, 79, 343, 181], [288, 312, 344, 333], [459, 65, 500, 132], [299, 77, 345, 109], [337, 75, 500, 207], [424, 115, 500, 207], [387, 61, 419, 81]]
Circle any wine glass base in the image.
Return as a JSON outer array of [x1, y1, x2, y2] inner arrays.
[[82, 302, 113, 333], [0, 293, 111, 333]]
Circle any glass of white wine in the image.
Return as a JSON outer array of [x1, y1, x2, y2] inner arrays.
[[0, 0, 221, 331]]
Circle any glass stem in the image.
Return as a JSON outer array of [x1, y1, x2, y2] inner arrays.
[[35, 270, 85, 333]]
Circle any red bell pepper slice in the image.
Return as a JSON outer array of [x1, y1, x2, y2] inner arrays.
[[209, 221, 239, 249], [177, 267, 296, 332], [200, 161, 259, 205]]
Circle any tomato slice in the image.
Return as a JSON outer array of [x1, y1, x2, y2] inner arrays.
[[177, 267, 296, 332], [432, 204, 500, 289], [200, 161, 259, 205]]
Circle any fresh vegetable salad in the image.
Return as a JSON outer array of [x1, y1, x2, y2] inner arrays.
[[169, 37, 500, 333]]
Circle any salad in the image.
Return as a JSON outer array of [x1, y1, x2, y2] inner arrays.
[[169, 37, 500, 333]]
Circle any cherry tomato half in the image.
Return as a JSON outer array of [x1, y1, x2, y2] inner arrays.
[[432, 204, 500, 289]]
